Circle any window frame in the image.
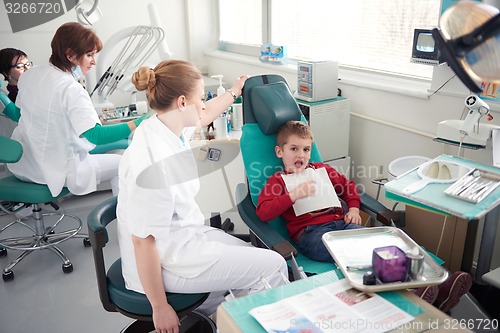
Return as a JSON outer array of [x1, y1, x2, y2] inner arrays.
[[216, 0, 442, 95]]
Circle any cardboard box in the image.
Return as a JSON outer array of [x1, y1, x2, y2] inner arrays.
[[404, 206, 475, 273]]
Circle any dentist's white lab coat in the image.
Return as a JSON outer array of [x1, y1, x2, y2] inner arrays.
[[8, 64, 99, 197], [117, 116, 224, 293]]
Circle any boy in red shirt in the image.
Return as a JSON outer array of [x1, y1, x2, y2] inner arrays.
[[256, 120, 363, 262], [256, 120, 473, 312]]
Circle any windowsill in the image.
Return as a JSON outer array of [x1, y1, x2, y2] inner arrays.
[[205, 50, 433, 99]]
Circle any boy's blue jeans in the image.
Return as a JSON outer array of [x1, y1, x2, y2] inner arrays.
[[295, 220, 363, 263]]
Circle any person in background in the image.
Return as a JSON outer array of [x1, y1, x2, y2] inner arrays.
[[0, 47, 31, 103], [7, 22, 147, 197], [117, 60, 288, 333], [256, 120, 363, 263], [0, 48, 31, 122]]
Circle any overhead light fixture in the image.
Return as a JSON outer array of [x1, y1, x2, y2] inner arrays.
[[432, 1, 500, 93], [76, 0, 102, 26]]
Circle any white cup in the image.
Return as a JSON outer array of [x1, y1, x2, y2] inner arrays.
[[231, 104, 243, 130], [214, 115, 229, 139]]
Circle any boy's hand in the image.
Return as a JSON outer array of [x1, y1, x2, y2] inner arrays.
[[345, 207, 363, 225], [290, 180, 316, 202]]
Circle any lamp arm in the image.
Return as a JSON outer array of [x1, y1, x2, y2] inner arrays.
[[85, 0, 99, 16]]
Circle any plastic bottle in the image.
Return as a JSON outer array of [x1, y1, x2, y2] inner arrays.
[[211, 74, 230, 139], [211, 74, 226, 97], [231, 96, 243, 130], [206, 92, 215, 139]]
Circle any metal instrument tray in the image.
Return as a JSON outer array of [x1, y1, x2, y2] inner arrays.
[[444, 168, 500, 204], [322, 226, 449, 292]]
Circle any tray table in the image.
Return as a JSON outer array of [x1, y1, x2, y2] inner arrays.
[[322, 226, 448, 292]]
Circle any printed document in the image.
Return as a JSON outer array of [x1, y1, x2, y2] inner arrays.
[[249, 279, 414, 333], [281, 167, 341, 216]]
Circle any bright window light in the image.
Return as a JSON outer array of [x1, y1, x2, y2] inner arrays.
[[218, 0, 441, 79]]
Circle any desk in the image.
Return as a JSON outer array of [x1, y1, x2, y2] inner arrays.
[[217, 271, 471, 333], [384, 154, 500, 283]]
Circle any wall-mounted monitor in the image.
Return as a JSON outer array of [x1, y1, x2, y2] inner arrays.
[[410, 29, 443, 66]]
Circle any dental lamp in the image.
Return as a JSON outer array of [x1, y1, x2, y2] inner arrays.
[[431, 1, 500, 93], [433, 1, 500, 149]]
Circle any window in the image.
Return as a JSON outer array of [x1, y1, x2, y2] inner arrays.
[[218, 0, 441, 79]]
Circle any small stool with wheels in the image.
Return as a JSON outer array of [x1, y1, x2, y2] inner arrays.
[[0, 135, 90, 282]]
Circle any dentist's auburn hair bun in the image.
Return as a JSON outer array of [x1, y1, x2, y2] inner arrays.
[[132, 66, 156, 91]]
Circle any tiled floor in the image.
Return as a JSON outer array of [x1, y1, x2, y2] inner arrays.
[[0, 190, 498, 333]]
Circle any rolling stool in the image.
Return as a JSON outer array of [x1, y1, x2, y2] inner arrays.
[[88, 196, 216, 332], [0, 135, 90, 281]]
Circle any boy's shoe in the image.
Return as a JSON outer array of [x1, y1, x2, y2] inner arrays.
[[413, 285, 439, 304], [434, 271, 473, 313]]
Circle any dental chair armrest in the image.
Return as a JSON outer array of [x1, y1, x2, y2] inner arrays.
[[272, 241, 297, 260], [376, 210, 403, 227], [236, 183, 297, 260], [360, 192, 402, 227], [360, 192, 387, 213]]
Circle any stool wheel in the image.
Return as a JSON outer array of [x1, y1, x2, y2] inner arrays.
[[83, 238, 91, 247], [3, 270, 14, 282], [62, 263, 73, 274], [0, 248, 7, 257]]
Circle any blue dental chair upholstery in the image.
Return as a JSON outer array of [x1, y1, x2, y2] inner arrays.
[[87, 196, 216, 333], [237, 75, 402, 280], [0, 135, 90, 282]]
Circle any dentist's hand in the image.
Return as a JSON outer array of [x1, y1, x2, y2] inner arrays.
[[152, 303, 180, 333], [229, 75, 249, 98]]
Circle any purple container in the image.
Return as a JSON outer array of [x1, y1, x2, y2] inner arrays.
[[372, 246, 409, 283]]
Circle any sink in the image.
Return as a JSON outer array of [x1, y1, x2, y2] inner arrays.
[[388, 156, 430, 180]]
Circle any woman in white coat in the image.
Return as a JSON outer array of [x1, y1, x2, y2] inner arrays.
[[117, 60, 288, 333], [8, 22, 146, 197]]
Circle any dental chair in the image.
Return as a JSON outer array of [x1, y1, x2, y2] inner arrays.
[[236, 75, 406, 281], [0, 135, 90, 281], [87, 196, 216, 333]]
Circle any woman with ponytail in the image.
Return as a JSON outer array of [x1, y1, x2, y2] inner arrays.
[[117, 60, 288, 333]]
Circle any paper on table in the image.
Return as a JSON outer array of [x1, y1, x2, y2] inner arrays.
[[281, 167, 341, 216], [249, 279, 414, 333]]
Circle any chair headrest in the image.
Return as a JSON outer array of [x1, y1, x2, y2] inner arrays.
[[250, 81, 302, 135]]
